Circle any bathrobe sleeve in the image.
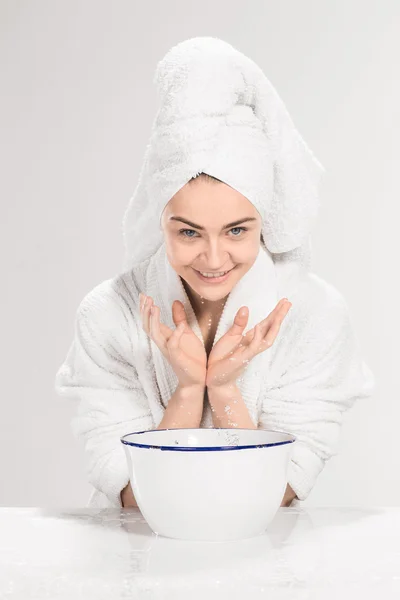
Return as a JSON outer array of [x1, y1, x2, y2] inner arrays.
[[54, 283, 155, 507], [258, 281, 375, 501]]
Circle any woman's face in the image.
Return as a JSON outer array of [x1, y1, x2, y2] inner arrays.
[[160, 178, 263, 301]]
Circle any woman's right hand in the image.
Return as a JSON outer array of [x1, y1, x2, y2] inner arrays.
[[139, 293, 207, 389]]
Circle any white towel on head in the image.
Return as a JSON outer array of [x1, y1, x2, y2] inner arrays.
[[122, 36, 325, 272]]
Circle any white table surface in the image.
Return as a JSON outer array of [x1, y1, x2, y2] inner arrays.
[[0, 506, 399, 599]]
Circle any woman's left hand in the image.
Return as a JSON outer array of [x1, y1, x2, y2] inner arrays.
[[206, 298, 292, 389]]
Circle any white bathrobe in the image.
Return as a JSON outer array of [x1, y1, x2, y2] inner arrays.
[[54, 241, 375, 508]]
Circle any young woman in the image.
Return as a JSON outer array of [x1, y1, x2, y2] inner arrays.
[[55, 37, 375, 510]]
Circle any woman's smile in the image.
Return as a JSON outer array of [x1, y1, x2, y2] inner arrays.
[[192, 265, 237, 283]]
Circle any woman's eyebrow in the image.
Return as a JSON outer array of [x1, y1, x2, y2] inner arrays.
[[169, 217, 257, 230]]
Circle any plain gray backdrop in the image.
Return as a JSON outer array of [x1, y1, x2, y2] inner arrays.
[[0, 0, 397, 507]]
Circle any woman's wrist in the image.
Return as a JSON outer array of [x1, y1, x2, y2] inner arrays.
[[207, 383, 257, 429], [177, 382, 206, 396], [157, 383, 205, 429], [207, 382, 238, 394]]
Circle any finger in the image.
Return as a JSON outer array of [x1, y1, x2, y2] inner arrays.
[[140, 293, 150, 314], [142, 296, 153, 334], [273, 300, 292, 327], [244, 298, 288, 345], [139, 294, 147, 330], [150, 303, 174, 341], [227, 306, 249, 337], [237, 323, 264, 364], [244, 299, 288, 340], [167, 322, 185, 350], [172, 300, 189, 329], [242, 301, 291, 352], [140, 292, 150, 313], [149, 305, 167, 349], [264, 302, 292, 345], [248, 322, 269, 355]]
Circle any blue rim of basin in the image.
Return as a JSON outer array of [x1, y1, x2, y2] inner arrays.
[[120, 428, 297, 451]]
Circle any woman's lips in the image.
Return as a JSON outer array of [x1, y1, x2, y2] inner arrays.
[[193, 266, 236, 283]]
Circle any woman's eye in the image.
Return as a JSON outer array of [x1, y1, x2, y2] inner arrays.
[[178, 227, 248, 239], [179, 228, 197, 238], [230, 227, 247, 236]]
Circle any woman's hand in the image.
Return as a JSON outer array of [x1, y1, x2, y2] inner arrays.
[[206, 298, 292, 389], [280, 483, 297, 507], [139, 293, 207, 389]]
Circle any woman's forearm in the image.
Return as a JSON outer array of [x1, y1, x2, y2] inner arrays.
[[207, 384, 257, 429], [157, 383, 205, 430]]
